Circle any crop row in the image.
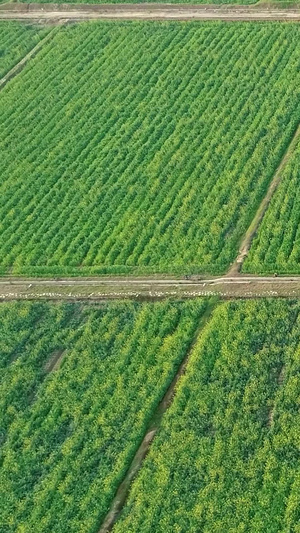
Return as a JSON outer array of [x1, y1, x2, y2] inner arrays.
[[0, 301, 82, 436], [1, 22, 300, 275], [115, 299, 300, 532], [2, 299, 300, 531], [0, 299, 206, 532]]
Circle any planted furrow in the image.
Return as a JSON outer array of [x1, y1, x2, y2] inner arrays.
[[1, 22, 300, 275]]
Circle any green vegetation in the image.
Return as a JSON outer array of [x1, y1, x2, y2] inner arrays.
[[0, 298, 207, 532], [2, 298, 300, 531], [0, 22, 48, 80], [114, 299, 300, 533], [1, 22, 300, 276], [244, 135, 300, 274], [0, 301, 83, 438]]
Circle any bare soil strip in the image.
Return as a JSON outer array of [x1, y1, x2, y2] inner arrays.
[[1, 275, 300, 300], [44, 348, 66, 372], [0, 28, 57, 90], [98, 301, 216, 533], [278, 364, 286, 385], [228, 122, 300, 275], [267, 363, 287, 426], [1, 3, 300, 22]]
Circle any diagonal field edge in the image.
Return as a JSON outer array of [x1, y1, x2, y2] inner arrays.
[[97, 299, 218, 533], [0, 27, 58, 90], [228, 121, 300, 276]]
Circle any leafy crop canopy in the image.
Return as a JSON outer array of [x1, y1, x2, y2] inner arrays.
[[1, 22, 300, 276], [114, 299, 300, 532], [0, 299, 207, 532]]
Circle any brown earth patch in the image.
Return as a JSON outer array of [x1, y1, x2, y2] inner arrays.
[[44, 348, 66, 372], [1, 3, 300, 23], [267, 364, 286, 427]]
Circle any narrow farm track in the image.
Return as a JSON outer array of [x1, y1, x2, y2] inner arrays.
[[98, 301, 217, 533], [0, 28, 56, 89], [2, 276, 300, 300], [1, 3, 300, 22]]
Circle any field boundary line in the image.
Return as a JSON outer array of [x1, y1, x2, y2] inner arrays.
[[97, 299, 218, 533], [1, 4, 300, 22], [228, 121, 300, 275], [3, 276, 300, 299], [0, 27, 57, 91]]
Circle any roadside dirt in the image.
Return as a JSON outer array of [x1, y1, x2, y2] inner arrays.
[[98, 301, 216, 533], [1, 3, 300, 22]]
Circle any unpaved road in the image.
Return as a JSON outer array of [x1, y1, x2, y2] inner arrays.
[[1, 276, 300, 300], [2, 276, 300, 285], [1, 3, 300, 22]]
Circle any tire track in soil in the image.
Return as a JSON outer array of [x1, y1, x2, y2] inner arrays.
[[98, 299, 217, 533]]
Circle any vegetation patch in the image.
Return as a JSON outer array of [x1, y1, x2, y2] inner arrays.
[[114, 299, 300, 533], [0, 22, 48, 80], [0, 299, 206, 532], [1, 22, 300, 275], [244, 134, 300, 274]]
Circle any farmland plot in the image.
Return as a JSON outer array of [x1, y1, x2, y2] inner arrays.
[[0, 22, 48, 79], [0, 301, 83, 435], [244, 136, 300, 274], [114, 299, 300, 533], [0, 299, 207, 532], [1, 22, 300, 276]]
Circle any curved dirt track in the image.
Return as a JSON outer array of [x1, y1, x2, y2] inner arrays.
[[1, 3, 300, 22]]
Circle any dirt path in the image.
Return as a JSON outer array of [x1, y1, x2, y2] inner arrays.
[[1, 3, 300, 22], [229, 122, 300, 275], [2, 275, 300, 300], [44, 348, 66, 372], [98, 301, 216, 533], [3, 276, 300, 285]]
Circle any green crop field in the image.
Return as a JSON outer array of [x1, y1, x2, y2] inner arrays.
[[114, 299, 300, 533], [1, 22, 300, 276], [0, 22, 48, 80], [0, 299, 207, 533], [2, 4, 300, 533], [244, 136, 300, 275]]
